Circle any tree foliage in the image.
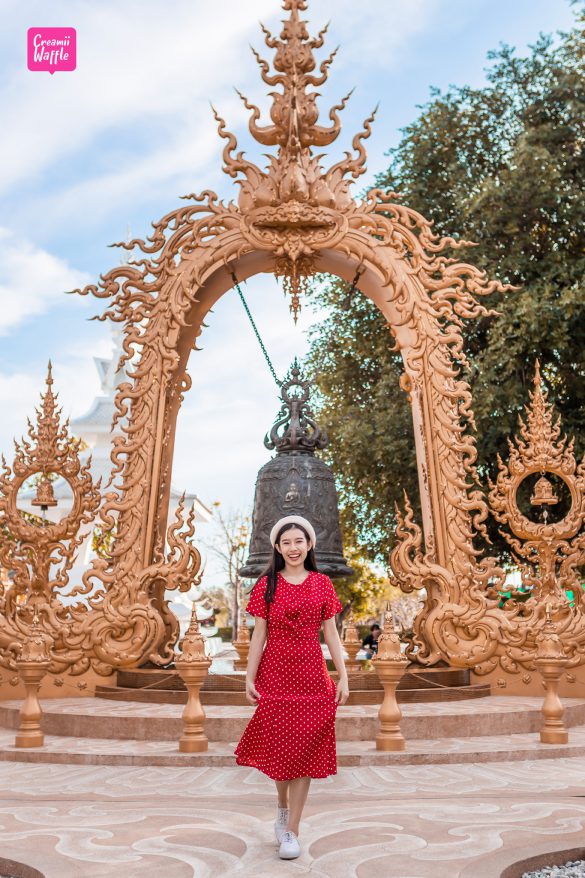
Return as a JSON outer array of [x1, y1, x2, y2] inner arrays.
[[308, 11, 585, 563], [333, 529, 389, 626]]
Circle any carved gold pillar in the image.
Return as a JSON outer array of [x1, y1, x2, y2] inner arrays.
[[372, 604, 409, 751], [175, 605, 212, 752], [15, 615, 52, 749], [343, 610, 362, 673], [535, 611, 569, 744]]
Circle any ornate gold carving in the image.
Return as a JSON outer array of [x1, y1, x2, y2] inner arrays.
[[391, 361, 584, 677], [214, 1, 376, 320], [0, 368, 203, 677], [0, 365, 101, 672], [68, 0, 512, 670], [487, 363, 585, 670]]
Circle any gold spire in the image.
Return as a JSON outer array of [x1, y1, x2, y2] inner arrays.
[[212, 0, 377, 320]]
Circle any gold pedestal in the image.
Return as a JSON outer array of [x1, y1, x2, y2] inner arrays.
[[175, 663, 211, 752], [15, 663, 49, 748], [175, 605, 212, 753], [343, 612, 362, 674], [373, 606, 408, 751], [14, 616, 52, 749], [233, 623, 251, 671], [535, 612, 569, 744]]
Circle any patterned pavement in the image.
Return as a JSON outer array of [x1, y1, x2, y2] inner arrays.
[[0, 758, 585, 877]]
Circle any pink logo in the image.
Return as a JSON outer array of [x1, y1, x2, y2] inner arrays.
[[27, 28, 76, 74]]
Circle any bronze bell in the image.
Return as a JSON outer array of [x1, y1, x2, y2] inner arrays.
[[530, 474, 558, 506], [239, 361, 353, 578]]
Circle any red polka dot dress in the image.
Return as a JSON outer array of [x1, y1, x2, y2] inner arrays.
[[234, 571, 344, 781]]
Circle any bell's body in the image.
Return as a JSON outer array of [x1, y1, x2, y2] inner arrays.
[[240, 452, 352, 578], [240, 362, 352, 579]]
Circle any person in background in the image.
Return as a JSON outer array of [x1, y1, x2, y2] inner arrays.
[[362, 623, 381, 659]]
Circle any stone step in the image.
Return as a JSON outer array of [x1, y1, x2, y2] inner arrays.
[[1, 726, 584, 767], [0, 696, 583, 743], [95, 681, 491, 706]]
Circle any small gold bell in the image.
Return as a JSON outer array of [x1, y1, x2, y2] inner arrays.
[[530, 474, 558, 507], [31, 474, 58, 509]]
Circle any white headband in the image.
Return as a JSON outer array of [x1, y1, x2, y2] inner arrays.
[[270, 515, 317, 548]]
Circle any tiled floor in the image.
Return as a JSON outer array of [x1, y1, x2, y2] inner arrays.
[[0, 758, 585, 877]]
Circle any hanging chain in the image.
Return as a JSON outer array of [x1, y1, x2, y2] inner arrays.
[[230, 266, 364, 390], [231, 272, 282, 387]]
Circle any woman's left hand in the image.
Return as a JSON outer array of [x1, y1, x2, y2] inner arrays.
[[335, 678, 349, 705]]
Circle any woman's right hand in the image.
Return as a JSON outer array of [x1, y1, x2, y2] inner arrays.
[[245, 678, 261, 705]]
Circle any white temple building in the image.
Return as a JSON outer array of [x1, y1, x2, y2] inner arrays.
[[70, 325, 212, 521]]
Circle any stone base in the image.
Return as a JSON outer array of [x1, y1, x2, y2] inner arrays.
[[0, 694, 584, 742], [472, 662, 585, 698], [0, 726, 585, 767]]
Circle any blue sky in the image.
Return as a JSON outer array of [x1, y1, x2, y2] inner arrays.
[[0, 0, 577, 578]]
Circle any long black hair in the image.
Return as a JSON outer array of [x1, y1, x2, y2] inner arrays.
[[260, 522, 319, 606]]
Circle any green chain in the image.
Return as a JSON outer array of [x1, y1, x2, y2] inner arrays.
[[231, 267, 363, 389]]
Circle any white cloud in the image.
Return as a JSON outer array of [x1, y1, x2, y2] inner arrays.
[[0, 227, 89, 335], [0, 0, 449, 230], [0, 0, 277, 197], [23, 96, 247, 233], [0, 0, 505, 527], [298, 0, 444, 70]]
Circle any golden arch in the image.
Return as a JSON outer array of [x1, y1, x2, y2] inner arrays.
[[72, 0, 516, 675]]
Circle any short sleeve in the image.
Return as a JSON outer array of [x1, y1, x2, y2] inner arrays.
[[322, 577, 343, 620], [245, 578, 269, 619]]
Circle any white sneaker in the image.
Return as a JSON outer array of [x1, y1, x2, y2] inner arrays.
[[279, 829, 301, 859], [274, 806, 289, 844]]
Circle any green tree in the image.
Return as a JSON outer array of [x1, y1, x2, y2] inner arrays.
[[308, 10, 585, 563], [332, 527, 389, 627]]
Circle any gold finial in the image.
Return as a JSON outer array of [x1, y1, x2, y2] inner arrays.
[[176, 603, 208, 663], [211, 0, 377, 324], [530, 474, 558, 507]]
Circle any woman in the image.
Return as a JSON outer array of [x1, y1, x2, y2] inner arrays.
[[234, 514, 350, 860]]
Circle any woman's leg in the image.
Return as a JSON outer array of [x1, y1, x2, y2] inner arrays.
[[275, 780, 290, 808], [287, 776, 311, 835]]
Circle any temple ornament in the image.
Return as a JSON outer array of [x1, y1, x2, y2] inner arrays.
[[0, 0, 581, 684], [66, 0, 511, 673]]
